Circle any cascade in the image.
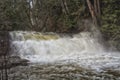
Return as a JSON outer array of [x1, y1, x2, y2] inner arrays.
[[10, 31, 120, 71]]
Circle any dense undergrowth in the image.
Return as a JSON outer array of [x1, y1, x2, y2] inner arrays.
[[101, 0, 120, 50], [0, 0, 119, 50]]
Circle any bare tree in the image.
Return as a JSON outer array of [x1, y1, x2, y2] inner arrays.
[[60, 0, 69, 15], [86, 0, 101, 27], [94, 0, 101, 17]]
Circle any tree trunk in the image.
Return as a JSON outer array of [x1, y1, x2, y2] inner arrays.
[[28, 0, 37, 29], [61, 0, 69, 15], [94, 0, 101, 17], [86, 0, 98, 27], [94, 0, 97, 15], [97, 0, 101, 16], [64, 0, 69, 14]]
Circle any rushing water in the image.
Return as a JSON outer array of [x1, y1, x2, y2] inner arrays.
[[9, 31, 120, 80]]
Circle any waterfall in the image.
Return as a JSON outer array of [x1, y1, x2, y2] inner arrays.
[[9, 31, 120, 71]]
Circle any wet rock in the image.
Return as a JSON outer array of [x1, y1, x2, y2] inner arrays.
[[8, 64, 120, 80], [9, 56, 29, 67], [0, 56, 29, 69]]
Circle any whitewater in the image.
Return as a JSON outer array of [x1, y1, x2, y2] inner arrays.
[[10, 31, 120, 72]]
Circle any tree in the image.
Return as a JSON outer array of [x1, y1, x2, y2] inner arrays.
[[60, 0, 69, 15], [86, 0, 101, 27]]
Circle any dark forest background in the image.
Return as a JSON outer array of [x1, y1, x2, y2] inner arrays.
[[0, 0, 119, 50]]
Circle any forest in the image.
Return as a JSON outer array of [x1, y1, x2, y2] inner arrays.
[[0, 0, 119, 50]]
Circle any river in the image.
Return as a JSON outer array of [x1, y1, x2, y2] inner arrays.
[[8, 31, 120, 80]]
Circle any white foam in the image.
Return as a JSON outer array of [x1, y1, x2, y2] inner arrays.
[[10, 31, 120, 71]]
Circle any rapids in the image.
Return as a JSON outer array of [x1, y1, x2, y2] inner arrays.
[[10, 31, 120, 71], [9, 31, 120, 80]]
